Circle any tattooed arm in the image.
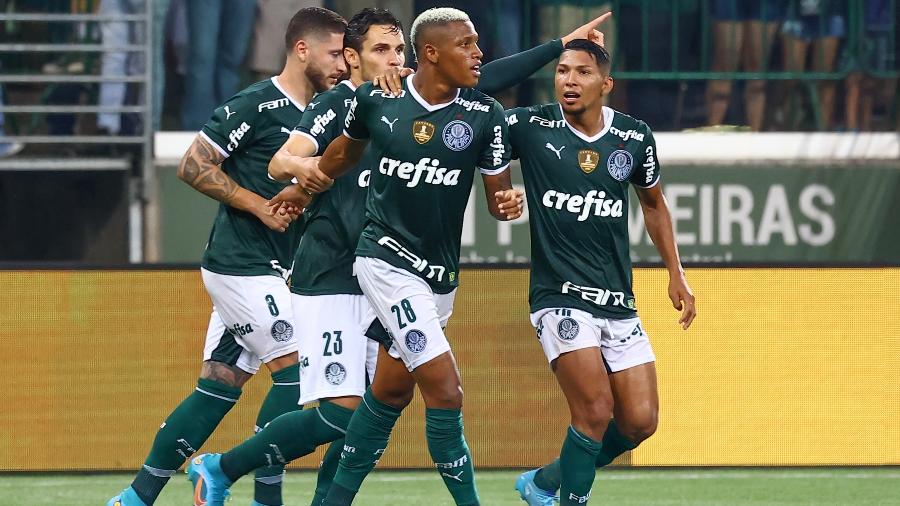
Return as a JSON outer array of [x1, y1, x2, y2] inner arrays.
[[177, 135, 295, 232]]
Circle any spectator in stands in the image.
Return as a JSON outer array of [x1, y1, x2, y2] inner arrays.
[[530, 0, 613, 104], [779, 0, 846, 130], [248, 0, 322, 82], [328, 1, 413, 40], [98, 0, 171, 134], [0, 83, 24, 158], [843, 0, 896, 131], [180, 0, 256, 130], [706, 0, 784, 131], [98, 0, 144, 136]]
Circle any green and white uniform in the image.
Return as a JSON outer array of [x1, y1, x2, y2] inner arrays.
[[344, 75, 511, 371], [289, 80, 378, 403], [507, 103, 657, 371], [198, 77, 305, 374]]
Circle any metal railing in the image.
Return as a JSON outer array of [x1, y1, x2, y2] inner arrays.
[[528, 0, 898, 79], [0, 7, 154, 262]]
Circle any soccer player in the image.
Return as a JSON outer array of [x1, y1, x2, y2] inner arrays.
[[195, 7, 521, 506], [507, 40, 697, 505], [107, 8, 348, 506], [185, 8, 407, 506], [186, 8, 616, 506], [312, 8, 522, 505]]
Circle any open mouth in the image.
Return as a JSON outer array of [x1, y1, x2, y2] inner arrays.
[[470, 64, 481, 77], [562, 91, 580, 104]]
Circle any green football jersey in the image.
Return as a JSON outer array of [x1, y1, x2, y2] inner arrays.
[[289, 80, 368, 296], [507, 103, 660, 319], [199, 77, 306, 278], [344, 75, 511, 294]]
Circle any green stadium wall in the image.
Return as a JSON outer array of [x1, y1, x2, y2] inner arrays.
[[157, 163, 900, 264]]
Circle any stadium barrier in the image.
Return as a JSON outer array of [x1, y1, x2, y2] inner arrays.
[[1, 267, 898, 471], [152, 131, 900, 264]]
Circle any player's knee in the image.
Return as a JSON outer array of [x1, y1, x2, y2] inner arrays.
[[373, 384, 416, 410], [421, 382, 464, 410], [573, 398, 614, 439], [200, 360, 252, 388], [619, 410, 658, 444]]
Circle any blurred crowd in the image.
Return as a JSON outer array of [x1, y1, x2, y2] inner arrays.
[[0, 0, 897, 158]]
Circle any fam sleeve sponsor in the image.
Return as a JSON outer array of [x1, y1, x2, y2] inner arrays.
[[478, 102, 511, 174]]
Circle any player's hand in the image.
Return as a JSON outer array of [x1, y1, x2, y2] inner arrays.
[[272, 201, 303, 221], [668, 273, 696, 330], [494, 189, 524, 221], [588, 29, 605, 48], [252, 199, 294, 232], [561, 12, 612, 47], [373, 67, 414, 96], [294, 156, 332, 193], [267, 184, 314, 210]]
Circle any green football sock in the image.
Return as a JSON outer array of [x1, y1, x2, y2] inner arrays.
[[322, 390, 402, 506], [426, 408, 480, 506], [533, 458, 561, 492], [535, 419, 641, 493], [595, 419, 638, 467], [133, 378, 241, 504], [310, 439, 345, 506], [559, 426, 602, 506], [253, 364, 301, 506], [220, 400, 353, 483]]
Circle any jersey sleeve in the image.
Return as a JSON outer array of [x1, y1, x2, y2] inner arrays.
[[504, 107, 527, 160], [293, 91, 345, 156], [343, 86, 372, 141], [199, 95, 257, 158], [629, 123, 660, 188], [478, 101, 512, 175], [477, 39, 564, 96]]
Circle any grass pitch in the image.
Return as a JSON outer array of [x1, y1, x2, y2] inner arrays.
[[2, 468, 898, 505]]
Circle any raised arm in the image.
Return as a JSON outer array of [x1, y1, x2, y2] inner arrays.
[[476, 12, 611, 95], [635, 183, 696, 329], [177, 135, 294, 232]]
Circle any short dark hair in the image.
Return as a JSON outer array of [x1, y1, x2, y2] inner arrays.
[[284, 7, 347, 51], [344, 8, 403, 53], [562, 39, 611, 69]]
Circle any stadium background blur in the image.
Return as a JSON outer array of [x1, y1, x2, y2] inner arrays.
[[0, 0, 898, 504]]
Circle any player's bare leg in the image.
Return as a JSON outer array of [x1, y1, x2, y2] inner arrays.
[[603, 362, 658, 463], [525, 361, 657, 505], [115, 360, 247, 506], [324, 345, 481, 505], [549, 348, 613, 505]]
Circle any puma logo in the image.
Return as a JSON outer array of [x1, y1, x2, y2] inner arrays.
[[381, 116, 398, 132], [545, 142, 565, 159], [441, 471, 464, 482], [224, 106, 236, 120]]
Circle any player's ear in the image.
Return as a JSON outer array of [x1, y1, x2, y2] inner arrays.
[[423, 43, 439, 64], [294, 39, 309, 63], [602, 75, 614, 96], [344, 47, 360, 70]]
